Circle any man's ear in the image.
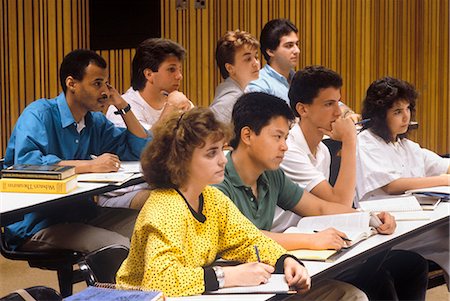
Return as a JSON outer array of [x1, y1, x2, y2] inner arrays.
[[225, 63, 234, 76], [144, 68, 153, 83], [266, 48, 275, 59], [240, 126, 253, 146], [65, 76, 76, 93], [295, 102, 308, 117]]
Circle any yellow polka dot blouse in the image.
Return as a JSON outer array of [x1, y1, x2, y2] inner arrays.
[[116, 186, 287, 297]]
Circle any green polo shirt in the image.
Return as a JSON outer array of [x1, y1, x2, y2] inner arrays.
[[214, 152, 303, 230]]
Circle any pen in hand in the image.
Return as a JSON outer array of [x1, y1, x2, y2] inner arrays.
[[354, 118, 371, 126], [254, 245, 261, 262], [313, 230, 352, 242]]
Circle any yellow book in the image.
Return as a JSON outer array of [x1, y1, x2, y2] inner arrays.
[[0, 175, 78, 194], [288, 249, 338, 262]]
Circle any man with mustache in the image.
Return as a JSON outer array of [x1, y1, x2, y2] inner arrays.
[[4, 49, 151, 253]]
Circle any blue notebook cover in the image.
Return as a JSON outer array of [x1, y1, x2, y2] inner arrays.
[[64, 286, 163, 301]]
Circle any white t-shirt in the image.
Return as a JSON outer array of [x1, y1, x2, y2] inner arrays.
[[106, 87, 164, 129], [356, 129, 449, 202], [272, 123, 331, 232]]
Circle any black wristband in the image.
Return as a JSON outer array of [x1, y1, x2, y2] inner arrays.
[[274, 254, 304, 274], [203, 267, 219, 292], [113, 103, 131, 115]]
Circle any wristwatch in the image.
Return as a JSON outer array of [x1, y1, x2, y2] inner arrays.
[[212, 266, 225, 288], [113, 103, 131, 115]]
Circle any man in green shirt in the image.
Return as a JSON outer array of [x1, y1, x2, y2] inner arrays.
[[214, 92, 428, 301]]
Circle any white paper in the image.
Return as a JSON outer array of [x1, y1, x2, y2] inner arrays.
[[208, 274, 289, 294]]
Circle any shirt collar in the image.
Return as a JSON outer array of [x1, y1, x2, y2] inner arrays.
[[225, 152, 269, 188], [263, 64, 294, 87], [57, 92, 93, 129], [291, 123, 315, 159]]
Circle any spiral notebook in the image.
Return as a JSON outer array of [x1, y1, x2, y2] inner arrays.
[[64, 283, 163, 301]]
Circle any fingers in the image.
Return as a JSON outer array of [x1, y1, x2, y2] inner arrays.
[[377, 212, 396, 234], [94, 153, 121, 171]]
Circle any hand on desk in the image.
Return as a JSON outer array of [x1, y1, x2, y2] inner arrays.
[[309, 228, 350, 250], [375, 211, 396, 234], [90, 153, 121, 172], [283, 256, 311, 293], [222, 262, 274, 287]]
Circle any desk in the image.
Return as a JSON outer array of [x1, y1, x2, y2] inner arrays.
[[304, 203, 450, 281], [0, 176, 144, 226]]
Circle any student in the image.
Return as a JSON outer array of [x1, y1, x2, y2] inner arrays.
[[210, 30, 260, 123], [277, 66, 356, 231], [245, 18, 299, 101], [246, 18, 359, 120], [3, 49, 151, 253], [103, 38, 193, 209], [215, 92, 428, 300], [116, 108, 315, 297], [356, 76, 450, 284], [106, 38, 193, 130]]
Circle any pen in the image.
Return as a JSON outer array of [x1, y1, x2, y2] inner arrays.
[[354, 118, 371, 125], [254, 245, 261, 262], [90, 155, 98, 160], [313, 230, 352, 242]]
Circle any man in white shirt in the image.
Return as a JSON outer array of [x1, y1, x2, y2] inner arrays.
[[276, 65, 357, 232], [103, 38, 193, 209]]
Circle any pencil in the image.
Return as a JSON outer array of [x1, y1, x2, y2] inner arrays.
[[254, 245, 261, 262]]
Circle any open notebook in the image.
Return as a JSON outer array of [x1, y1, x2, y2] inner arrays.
[[207, 274, 293, 294], [359, 195, 431, 220], [285, 212, 377, 251]]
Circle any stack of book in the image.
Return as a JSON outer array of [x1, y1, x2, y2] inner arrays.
[[0, 164, 77, 194]]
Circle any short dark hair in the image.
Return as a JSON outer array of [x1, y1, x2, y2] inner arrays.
[[361, 77, 417, 142], [216, 30, 259, 79], [289, 65, 343, 116], [59, 49, 107, 93], [230, 92, 295, 149], [260, 19, 298, 63], [132, 38, 186, 90], [141, 107, 232, 189]]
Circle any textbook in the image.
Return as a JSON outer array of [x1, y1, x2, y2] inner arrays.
[[65, 285, 163, 301], [207, 274, 294, 294], [358, 195, 430, 220], [0, 175, 77, 194], [406, 186, 450, 200], [284, 212, 377, 248], [1, 164, 75, 180]]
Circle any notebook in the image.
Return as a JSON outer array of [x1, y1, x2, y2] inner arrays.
[[284, 212, 376, 249], [359, 195, 431, 220], [287, 249, 338, 262], [64, 285, 163, 301], [207, 274, 294, 294]]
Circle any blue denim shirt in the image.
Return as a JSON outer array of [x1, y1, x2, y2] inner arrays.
[[4, 92, 152, 249], [245, 64, 294, 104]]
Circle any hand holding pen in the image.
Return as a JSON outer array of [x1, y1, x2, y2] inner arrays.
[[310, 228, 352, 250]]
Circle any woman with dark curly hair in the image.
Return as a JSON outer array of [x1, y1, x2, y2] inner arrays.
[[355, 76, 449, 286], [115, 107, 311, 297], [356, 77, 449, 201]]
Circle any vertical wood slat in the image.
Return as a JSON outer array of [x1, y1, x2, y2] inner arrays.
[[160, 0, 448, 155], [1, 0, 449, 157]]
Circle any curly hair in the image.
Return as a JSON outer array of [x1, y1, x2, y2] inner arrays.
[[361, 77, 417, 142], [216, 30, 259, 79], [141, 107, 232, 189]]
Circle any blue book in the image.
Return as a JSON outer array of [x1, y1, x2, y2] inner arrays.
[[65, 285, 163, 301]]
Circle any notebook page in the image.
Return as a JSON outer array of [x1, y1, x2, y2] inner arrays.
[[359, 195, 422, 212], [295, 212, 371, 232], [406, 186, 450, 195], [209, 274, 289, 294]]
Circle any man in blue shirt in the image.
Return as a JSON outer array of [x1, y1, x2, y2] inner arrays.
[[4, 49, 152, 253]]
